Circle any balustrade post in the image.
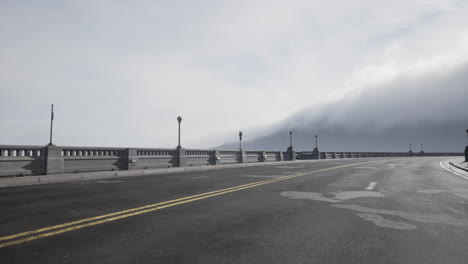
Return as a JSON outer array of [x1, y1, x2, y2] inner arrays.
[[239, 150, 247, 163], [45, 145, 63, 174], [127, 148, 138, 170], [214, 150, 221, 165], [176, 147, 186, 167]]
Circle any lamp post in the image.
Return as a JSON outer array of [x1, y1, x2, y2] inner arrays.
[[177, 116, 182, 148], [465, 129, 468, 162], [47, 104, 54, 146], [313, 134, 319, 159], [289, 131, 293, 148], [239, 131, 243, 150]]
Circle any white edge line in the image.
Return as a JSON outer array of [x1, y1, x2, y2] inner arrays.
[[439, 160, 468, 180]]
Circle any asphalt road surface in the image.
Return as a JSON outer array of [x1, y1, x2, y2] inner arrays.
[[1, 157, 468, 264]]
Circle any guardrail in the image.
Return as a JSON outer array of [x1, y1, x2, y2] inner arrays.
[[0, 145, 463, 177]]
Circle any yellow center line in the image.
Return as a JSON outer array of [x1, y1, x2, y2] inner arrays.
[[0, 176, 285, 242], [0, 160, 386, 248]]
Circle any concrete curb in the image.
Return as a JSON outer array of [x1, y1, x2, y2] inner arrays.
[[449, 161, 468, 172], [0, 158, 351, 188]]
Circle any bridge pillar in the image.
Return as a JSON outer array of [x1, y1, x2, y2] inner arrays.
[[287, 146, 296, 161], [45, 146, 64, 174], [127, 148, 139, 170], [465, 146, 468, 162], [176, 147, 186, 167], [214, 150, 222, 165], [312, 147, 320, 159], [239, 150, 247, 163]]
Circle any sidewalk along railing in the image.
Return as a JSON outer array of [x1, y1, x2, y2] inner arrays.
[[0, 144, 464, 176]]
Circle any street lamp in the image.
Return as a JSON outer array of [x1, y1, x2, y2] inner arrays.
[[289, 131, 293, 148], [177, 116, 182, 148], [239, 131, 243, 150], [47, 104, 55, 146], [465, 129, 468, 162], [315, 135, 318, 149]]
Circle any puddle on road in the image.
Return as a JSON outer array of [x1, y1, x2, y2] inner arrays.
[[280, 190, 384, 202], [281, 191, 341, 203], [357, 213, 417, 230], [335, 191, 384, 200], [281, 189, 468, 230], [333, 204, 468, 226]]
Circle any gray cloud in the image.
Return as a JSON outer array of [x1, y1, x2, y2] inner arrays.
[[224, 60, 468, 152]]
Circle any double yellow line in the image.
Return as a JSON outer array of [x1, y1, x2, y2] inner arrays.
[[0, 160, 381, 248]]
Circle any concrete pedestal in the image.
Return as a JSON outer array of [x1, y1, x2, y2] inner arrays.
[[465, 146, 468, 162], [45, 146, 64, 174], [177, 147, 186, 167], [287, 146, 296, 161]]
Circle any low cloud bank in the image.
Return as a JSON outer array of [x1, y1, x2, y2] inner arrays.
[[220, 61, 468, 152]]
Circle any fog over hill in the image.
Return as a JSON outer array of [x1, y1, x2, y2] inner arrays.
[[219, 61, 468, 152]]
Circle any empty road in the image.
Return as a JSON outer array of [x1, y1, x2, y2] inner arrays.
[[1, 157, 468, 263]]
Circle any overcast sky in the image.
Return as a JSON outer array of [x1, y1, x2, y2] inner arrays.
[[1, 0, 467, 148]]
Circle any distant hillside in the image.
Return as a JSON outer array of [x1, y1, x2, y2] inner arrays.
[[218, 62, 468, 152]]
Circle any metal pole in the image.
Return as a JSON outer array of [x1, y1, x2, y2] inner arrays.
[[465, 129, 468, 162], [48, 104, 54, 146], [239, 131, 243, 151], [177, 116, 182, 148], [289, 131, 293, 148], [315, 135, 318, 149], [410, 144, 412, 151]]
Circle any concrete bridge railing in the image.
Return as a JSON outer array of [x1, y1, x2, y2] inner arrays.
[[0, 145, 464, 177]]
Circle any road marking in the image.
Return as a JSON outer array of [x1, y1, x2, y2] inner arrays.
[[365, 182, 377, 190], [0, 160, 391, 248], [439, 160, 468, 180]]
